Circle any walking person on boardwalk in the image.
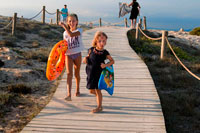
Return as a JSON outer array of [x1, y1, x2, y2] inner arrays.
[[59, 13, 84, 101], [83, 31, 115, 113], [125, 0, 141, 29], [60, 4, 69, 23]]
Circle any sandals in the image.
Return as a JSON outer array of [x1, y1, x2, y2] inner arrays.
[[91, 107, 103, 113]]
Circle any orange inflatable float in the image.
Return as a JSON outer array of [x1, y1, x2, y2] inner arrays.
[[46, 40, 68, 81]]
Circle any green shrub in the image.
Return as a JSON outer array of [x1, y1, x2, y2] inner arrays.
[[189, 27, 200, 36], [0, 92, 14, 105], [0, 40, 16, 47], [172, 46, 194, 61], [22, 47, 50, 62], [8, 83, 32, 94], [15, 32, 26, 40]]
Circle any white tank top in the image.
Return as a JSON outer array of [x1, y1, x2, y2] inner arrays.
[[63, 28, 84, 55]]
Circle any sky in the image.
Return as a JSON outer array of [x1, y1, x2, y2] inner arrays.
[[0, 0, 200, 30]]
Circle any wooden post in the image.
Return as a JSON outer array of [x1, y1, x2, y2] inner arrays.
[[135, 23, 140, 44], [56, 9, 60, 25], [143, 16, 147, 30], [99, 18, 102, 27], [12, 13, 17, 36], [160, 31, 168, 59], [50, 18, 53, 24], [124, 18, 127, 28], [42, 6, 45, 24], [138, 18, 142, 28]]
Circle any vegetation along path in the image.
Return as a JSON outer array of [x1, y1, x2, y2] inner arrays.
[[21, 26, 166, 132]]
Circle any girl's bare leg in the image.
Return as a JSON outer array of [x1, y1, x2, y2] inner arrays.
[[91, 89, 103, 113], [131, 19, 133, 29], [65, 56, 73, 100], [90, 89, 96, 95], [95, 89, 102, 108], [134, 19, 137, 29], [74, 54, 82, 96]]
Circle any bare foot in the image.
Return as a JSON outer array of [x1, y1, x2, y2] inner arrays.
[[65, 96, 72, 101], [75, 92, 80, 97], [91, 107, 103, 113]]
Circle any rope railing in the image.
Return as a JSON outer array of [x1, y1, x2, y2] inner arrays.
[[110, 20, 124, 26], [135, 22, 200, 81], [0, 20, 13, 30], [3, 5, 143, 35], [79, 19, 99, 27], [101, 20, 111, 25], [138, 26, 162, 41], [165, 37, 200, 80], [45, 9, 57, 15], [26, 9, 43, 20]]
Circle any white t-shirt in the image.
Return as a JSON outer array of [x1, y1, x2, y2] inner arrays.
[[63, 28, 84, 55]]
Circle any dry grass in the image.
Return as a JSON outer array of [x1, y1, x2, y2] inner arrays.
[[127, 29, 200, 133], [0, 16, 92, 132]]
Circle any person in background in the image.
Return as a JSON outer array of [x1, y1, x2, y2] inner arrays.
[[125, 0, 141, 29], [60, 5, 69, 23]]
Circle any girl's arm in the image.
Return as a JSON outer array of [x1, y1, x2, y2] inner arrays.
[[101, 55, 115, 69], [82, 56, 88, 64], [138, 4, 141, 15], [127, 2, 133, 7], [82, 49, 91, 64], [59, 22, 80, 37]]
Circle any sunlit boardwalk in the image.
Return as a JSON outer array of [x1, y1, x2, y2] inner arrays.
[[21, 26, 166, 133]]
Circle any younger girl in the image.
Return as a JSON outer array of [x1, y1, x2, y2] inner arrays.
[[83, 31, 114, 113], [59, 13, 84, 101]]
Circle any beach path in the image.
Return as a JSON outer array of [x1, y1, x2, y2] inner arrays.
[[21, 26, 166, 133]]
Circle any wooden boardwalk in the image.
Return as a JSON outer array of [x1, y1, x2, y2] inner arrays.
[[21, 27, 166, 133]]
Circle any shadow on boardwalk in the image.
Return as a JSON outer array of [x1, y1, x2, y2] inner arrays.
[[21, 26, 166, 133]]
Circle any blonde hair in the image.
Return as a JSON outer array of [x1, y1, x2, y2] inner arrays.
[[67, 13, 79, 30], [92, 31, 108, 47]]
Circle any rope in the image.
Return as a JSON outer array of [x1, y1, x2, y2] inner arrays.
[[80, 19, 125, 27], [165, 37, 200, 80], [45, 10, 56, 15], [101, 20, 111, 25], [138, 26, 162, 41], [26, 9, 43, 20], [79, 19, 99, 26], [110, 21, 124, 26], [0, 20, 13, 30]]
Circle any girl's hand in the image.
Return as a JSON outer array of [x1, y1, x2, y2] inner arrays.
[[59, 22, 65, 26], [82, 57, 88, 64], [100, 63, 107, 69]]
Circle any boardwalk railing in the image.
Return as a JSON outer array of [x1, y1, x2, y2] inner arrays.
[[0, 6, 148, 35], [135, 23, 200, 81], [2, 5, 197, 81]]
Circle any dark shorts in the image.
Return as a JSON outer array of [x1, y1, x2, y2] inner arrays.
[[68, 52, 81, 60]]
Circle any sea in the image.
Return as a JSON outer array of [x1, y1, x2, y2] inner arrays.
[[1, 12, 199, 32]]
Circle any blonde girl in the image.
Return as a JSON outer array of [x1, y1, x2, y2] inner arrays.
[[83, 31, 114, 113], [59, 13, 84, 101]]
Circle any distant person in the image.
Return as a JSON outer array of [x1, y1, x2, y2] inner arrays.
[[60, 5, 69, 23], [0, 59, 4, 67], [59, 13, 84, 101], [125, 0, 141, 29], [83, 31, 115, 113]]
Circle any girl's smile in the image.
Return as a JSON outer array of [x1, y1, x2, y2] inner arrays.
[[67, 16, 78, 31]]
